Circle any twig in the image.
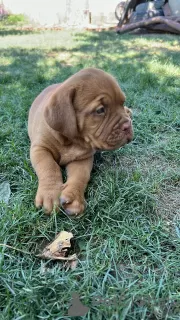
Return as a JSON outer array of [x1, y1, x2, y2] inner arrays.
[[0, 243, 31, 255]]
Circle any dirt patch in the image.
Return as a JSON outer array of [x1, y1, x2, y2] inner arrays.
[[156, 185, 180, 220], [116, 153, 180, 222], [118, 153, 178, 176]]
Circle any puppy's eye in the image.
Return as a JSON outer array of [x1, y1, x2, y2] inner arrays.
[[95, 106, 105, 115]]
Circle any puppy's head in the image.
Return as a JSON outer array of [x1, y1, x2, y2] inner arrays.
[[44, 68, 133, 150]]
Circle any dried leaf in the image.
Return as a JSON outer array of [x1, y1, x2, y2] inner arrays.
[[37, 231, 78, 267]]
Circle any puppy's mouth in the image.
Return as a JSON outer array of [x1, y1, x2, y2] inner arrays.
[[85, 117, 133, 151], [106, 136, 132, 150], [93, 132, 133, 151], [105, 120, 133, 149]]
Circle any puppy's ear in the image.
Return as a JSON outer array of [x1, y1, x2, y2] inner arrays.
[[44, 85, 78, 139]]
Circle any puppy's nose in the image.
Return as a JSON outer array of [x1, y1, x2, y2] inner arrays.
[[122, 120, 131, 132]]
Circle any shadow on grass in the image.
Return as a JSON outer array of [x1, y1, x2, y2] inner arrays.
[[1, 30, 179, 85], [0, 30, 179, 150], [0, 31, 179, 149]]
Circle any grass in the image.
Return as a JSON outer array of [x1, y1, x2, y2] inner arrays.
[[0, 26, 180, 319]]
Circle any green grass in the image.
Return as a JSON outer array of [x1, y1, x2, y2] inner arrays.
[[0, 27, 180, 319]]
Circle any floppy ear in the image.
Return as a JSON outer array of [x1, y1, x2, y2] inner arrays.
[[44, 85, 78, 139]]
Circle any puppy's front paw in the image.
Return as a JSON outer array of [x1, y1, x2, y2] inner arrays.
[[60, 184, 85, 217], [35, 183, 62, 214]]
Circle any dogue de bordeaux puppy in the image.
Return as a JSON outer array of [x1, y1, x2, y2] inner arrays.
[[28, 68, 133, 216]]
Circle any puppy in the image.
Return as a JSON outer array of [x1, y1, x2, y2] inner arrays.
[[28, 68, 133, 216]]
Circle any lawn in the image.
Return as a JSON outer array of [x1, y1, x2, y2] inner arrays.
[[0, 27, 180, 319]]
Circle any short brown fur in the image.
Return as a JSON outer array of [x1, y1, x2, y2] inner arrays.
[[28, 68, 133, 216]]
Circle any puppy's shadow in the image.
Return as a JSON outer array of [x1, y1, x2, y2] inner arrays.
[[61, 153, 104, 179], [92, 152, 105, 174]]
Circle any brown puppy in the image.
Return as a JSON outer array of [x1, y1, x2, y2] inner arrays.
[[28, 68, 133, 216]]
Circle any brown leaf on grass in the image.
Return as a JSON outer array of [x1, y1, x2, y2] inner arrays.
[[37, 231, 78, 268]]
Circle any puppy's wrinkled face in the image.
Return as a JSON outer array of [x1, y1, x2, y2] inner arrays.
[[44, 68, 133, 150], [72, 68, 133, 150]]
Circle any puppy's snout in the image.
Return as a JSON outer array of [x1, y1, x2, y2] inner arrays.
[[122, 119, 131, 132]]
